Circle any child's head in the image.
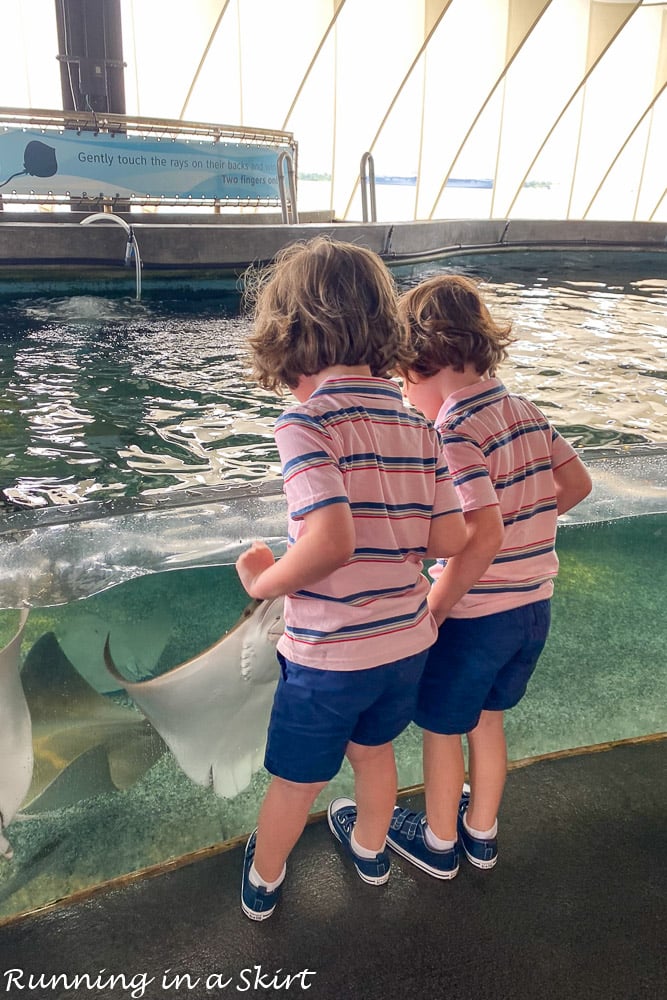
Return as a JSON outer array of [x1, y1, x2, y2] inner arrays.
[[245, 236, 414, 392], [397, 274, 514, 380]]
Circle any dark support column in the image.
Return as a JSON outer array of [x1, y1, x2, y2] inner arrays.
[[55, 0, 126, 115], [54, 0, 127, 211]]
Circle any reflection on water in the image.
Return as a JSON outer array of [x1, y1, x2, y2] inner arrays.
[[0, 513, 665, 919], [0, 296, 280, 507], [0, 250, 665, 507], [398, 250, 667, 449]]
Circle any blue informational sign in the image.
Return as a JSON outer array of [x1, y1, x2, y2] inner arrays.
[[0, 127, 284, 200]]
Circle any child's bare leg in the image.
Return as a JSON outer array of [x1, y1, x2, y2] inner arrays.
[[346, 740, 397, 852], [466, 709, 506, 830], [253, 775, 327, 882], [423, 730, 465, 841]]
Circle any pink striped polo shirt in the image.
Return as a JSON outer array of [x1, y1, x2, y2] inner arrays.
[[274, 376, 462, 670], [432, 378, 578, 618]]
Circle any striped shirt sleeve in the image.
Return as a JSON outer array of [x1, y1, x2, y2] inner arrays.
[[551, 427, 578, 469], [439, 431, 498, 512], [275, 412, 349, 520], [432, 455, 464, 518]]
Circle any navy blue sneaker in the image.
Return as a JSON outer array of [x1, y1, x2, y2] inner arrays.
[[386, 807, 459, 879], [240, 829, 283, 920], [457, 790, 498, 869], [327, 798, 391, 885]]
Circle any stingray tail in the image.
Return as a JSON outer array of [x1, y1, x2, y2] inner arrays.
[[0, 169, 27, 189], [103, 633, 129, 685]]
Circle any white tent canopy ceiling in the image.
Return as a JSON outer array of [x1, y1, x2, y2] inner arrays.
[[2, 0, 666, 222]]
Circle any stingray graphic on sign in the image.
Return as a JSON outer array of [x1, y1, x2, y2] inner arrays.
[[0, 140, 58, 188]]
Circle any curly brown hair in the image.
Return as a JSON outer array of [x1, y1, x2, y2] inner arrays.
[[397, 274, 515, 380], [243, 236, 415, 392]]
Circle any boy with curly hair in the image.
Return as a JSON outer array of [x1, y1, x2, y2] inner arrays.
[[386, 274, 592, 878], [235, 239, 468, 919]]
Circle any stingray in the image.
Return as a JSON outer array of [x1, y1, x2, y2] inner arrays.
[[19, 631, 166, 815], [104, 597, 285, 799], [0, 610, 31, 859], [0, 625, 166, 860], [54, 609, 171, 694]]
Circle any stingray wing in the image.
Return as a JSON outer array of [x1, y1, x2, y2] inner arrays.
[[0, 610, 31, 859], [20, 630, 166, 813], [104, 597, 284, 798]]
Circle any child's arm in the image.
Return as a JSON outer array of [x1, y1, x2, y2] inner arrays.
[[427, 505, 504, 626], [425, 509, 467, 558], [235, 501, 355, 600], [553, 455, 593, 514]]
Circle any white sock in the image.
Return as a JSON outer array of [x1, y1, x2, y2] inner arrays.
[[424, 824, 456, 851], [351, 828, 381, 859], [463, 815, 498, 840], [249, 862, 286, 892]]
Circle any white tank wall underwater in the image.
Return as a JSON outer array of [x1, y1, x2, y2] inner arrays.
[[2, 0, 667, 222]]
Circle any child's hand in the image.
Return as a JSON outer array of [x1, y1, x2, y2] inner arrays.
[[427, 591, 449, 628], [235, 541, 276, 597]]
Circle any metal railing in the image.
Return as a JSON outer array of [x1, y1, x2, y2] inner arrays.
[[360, 151, 377, 223], [0, 106, 294, 147], [277, 151, 299, 224]]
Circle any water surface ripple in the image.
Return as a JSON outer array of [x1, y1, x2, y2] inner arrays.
[[0, 250, 665, 507]]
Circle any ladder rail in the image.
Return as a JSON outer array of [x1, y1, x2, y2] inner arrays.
[[277, 151, 299, 224], [360, 151, 377, 223]]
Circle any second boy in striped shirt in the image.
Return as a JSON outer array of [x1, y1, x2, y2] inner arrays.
[[387, 273, 592, 879]]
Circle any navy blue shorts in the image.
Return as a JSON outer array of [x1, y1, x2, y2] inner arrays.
[[414, 599, 551, 735], [264, 650, 428, 784]]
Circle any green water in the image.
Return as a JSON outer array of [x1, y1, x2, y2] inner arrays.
[[0, 513, 665, 920]]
